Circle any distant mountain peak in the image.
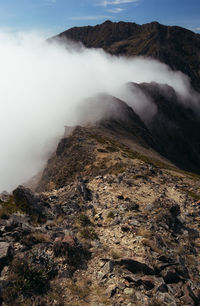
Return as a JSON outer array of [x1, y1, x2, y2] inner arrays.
[[52, 20, 200, 90]]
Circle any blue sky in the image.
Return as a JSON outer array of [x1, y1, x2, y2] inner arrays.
[[0, 0, 199, 36]]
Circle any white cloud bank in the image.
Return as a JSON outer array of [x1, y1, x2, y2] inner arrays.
[[0, 32, 197, 192]]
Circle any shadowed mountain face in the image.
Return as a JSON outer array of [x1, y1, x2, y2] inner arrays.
[[135, 82, 200, 173], [53, 20, 200, 90]]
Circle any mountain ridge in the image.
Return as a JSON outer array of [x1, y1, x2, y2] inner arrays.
[[52, 20, 200, 90], [0, 21, 200, 305]]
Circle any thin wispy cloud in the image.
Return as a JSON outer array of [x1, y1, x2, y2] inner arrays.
[[44, 0, 56, 5], [99, 0, 140, 6], [69, 15, 114, 21], [106, 7, 125, 13], [188, 26, 200, 33]]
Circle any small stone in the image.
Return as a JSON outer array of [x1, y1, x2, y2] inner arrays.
[[105, 284, 117, 297], [155, 292, 177, 306], [0, 242, 12, 260], [157, 283, 168, 293], [145, 204, 154, 211], [97, 271, 104, 280], [121, 225, 130, 232], [117, 195, 124, 200], [117, 282, 126, 290], [128, 203, 139, 211], [140, 276, 155, 290], [163, 271, 181, 284], [124, 288, 134, 295], [101, 260, 114, 277]]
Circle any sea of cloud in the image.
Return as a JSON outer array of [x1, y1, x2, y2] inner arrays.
[[0, 31, 197, 191]]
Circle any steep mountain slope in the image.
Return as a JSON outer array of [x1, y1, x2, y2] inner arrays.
[[53, 20, 200, 90], [1, 124, 200, 305]]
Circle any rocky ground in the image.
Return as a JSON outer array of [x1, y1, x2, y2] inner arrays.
[[0, 126, 200, 305]]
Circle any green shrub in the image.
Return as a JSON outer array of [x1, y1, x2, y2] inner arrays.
[[2, 253, 56, 303], [0, 196, 23, 216], [12, 259, 48, 295], [97, 148, 108, 153], [107, 211, 115, 219], [0, 208, 10, 219], [80, 227, 98, 240], [187, 190, 200, 200], [111, 251, 120, 259], [78, 214, 92, 227], [2, 259, 49, 303], [105, 146, 118, 153]]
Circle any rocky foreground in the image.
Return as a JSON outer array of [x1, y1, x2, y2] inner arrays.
[[0, 126, 200, 305]]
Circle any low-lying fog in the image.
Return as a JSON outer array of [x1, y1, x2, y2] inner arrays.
[[0, 31, 198, 192]]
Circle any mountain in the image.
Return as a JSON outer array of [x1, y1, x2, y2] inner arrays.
[[53, 20, 200, 90], [0, 22, 200, 305]]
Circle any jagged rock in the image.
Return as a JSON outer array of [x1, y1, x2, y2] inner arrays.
[[155, 292, 177, 305], [163, 211, 183, 234], [101, 260, 114, 276], [116, 281, 126, 290], [62, 201, 81, 215], [140, 276, 155, 290], [0, 242, 13, 271], [9, 214, 30, 227], [157, 283, 168, 293], [13, 186, 50, 221], [105, 284, 117, 297], [116, 258, 154, 275], [0, 191, 10, 203], [179, 283, 200, 305], [77, 178, 92, 201], [125, 274, 155, 291], [163, 270, 182, 284], [134, 291, 149, 304], [126, 202, 139, 211]]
